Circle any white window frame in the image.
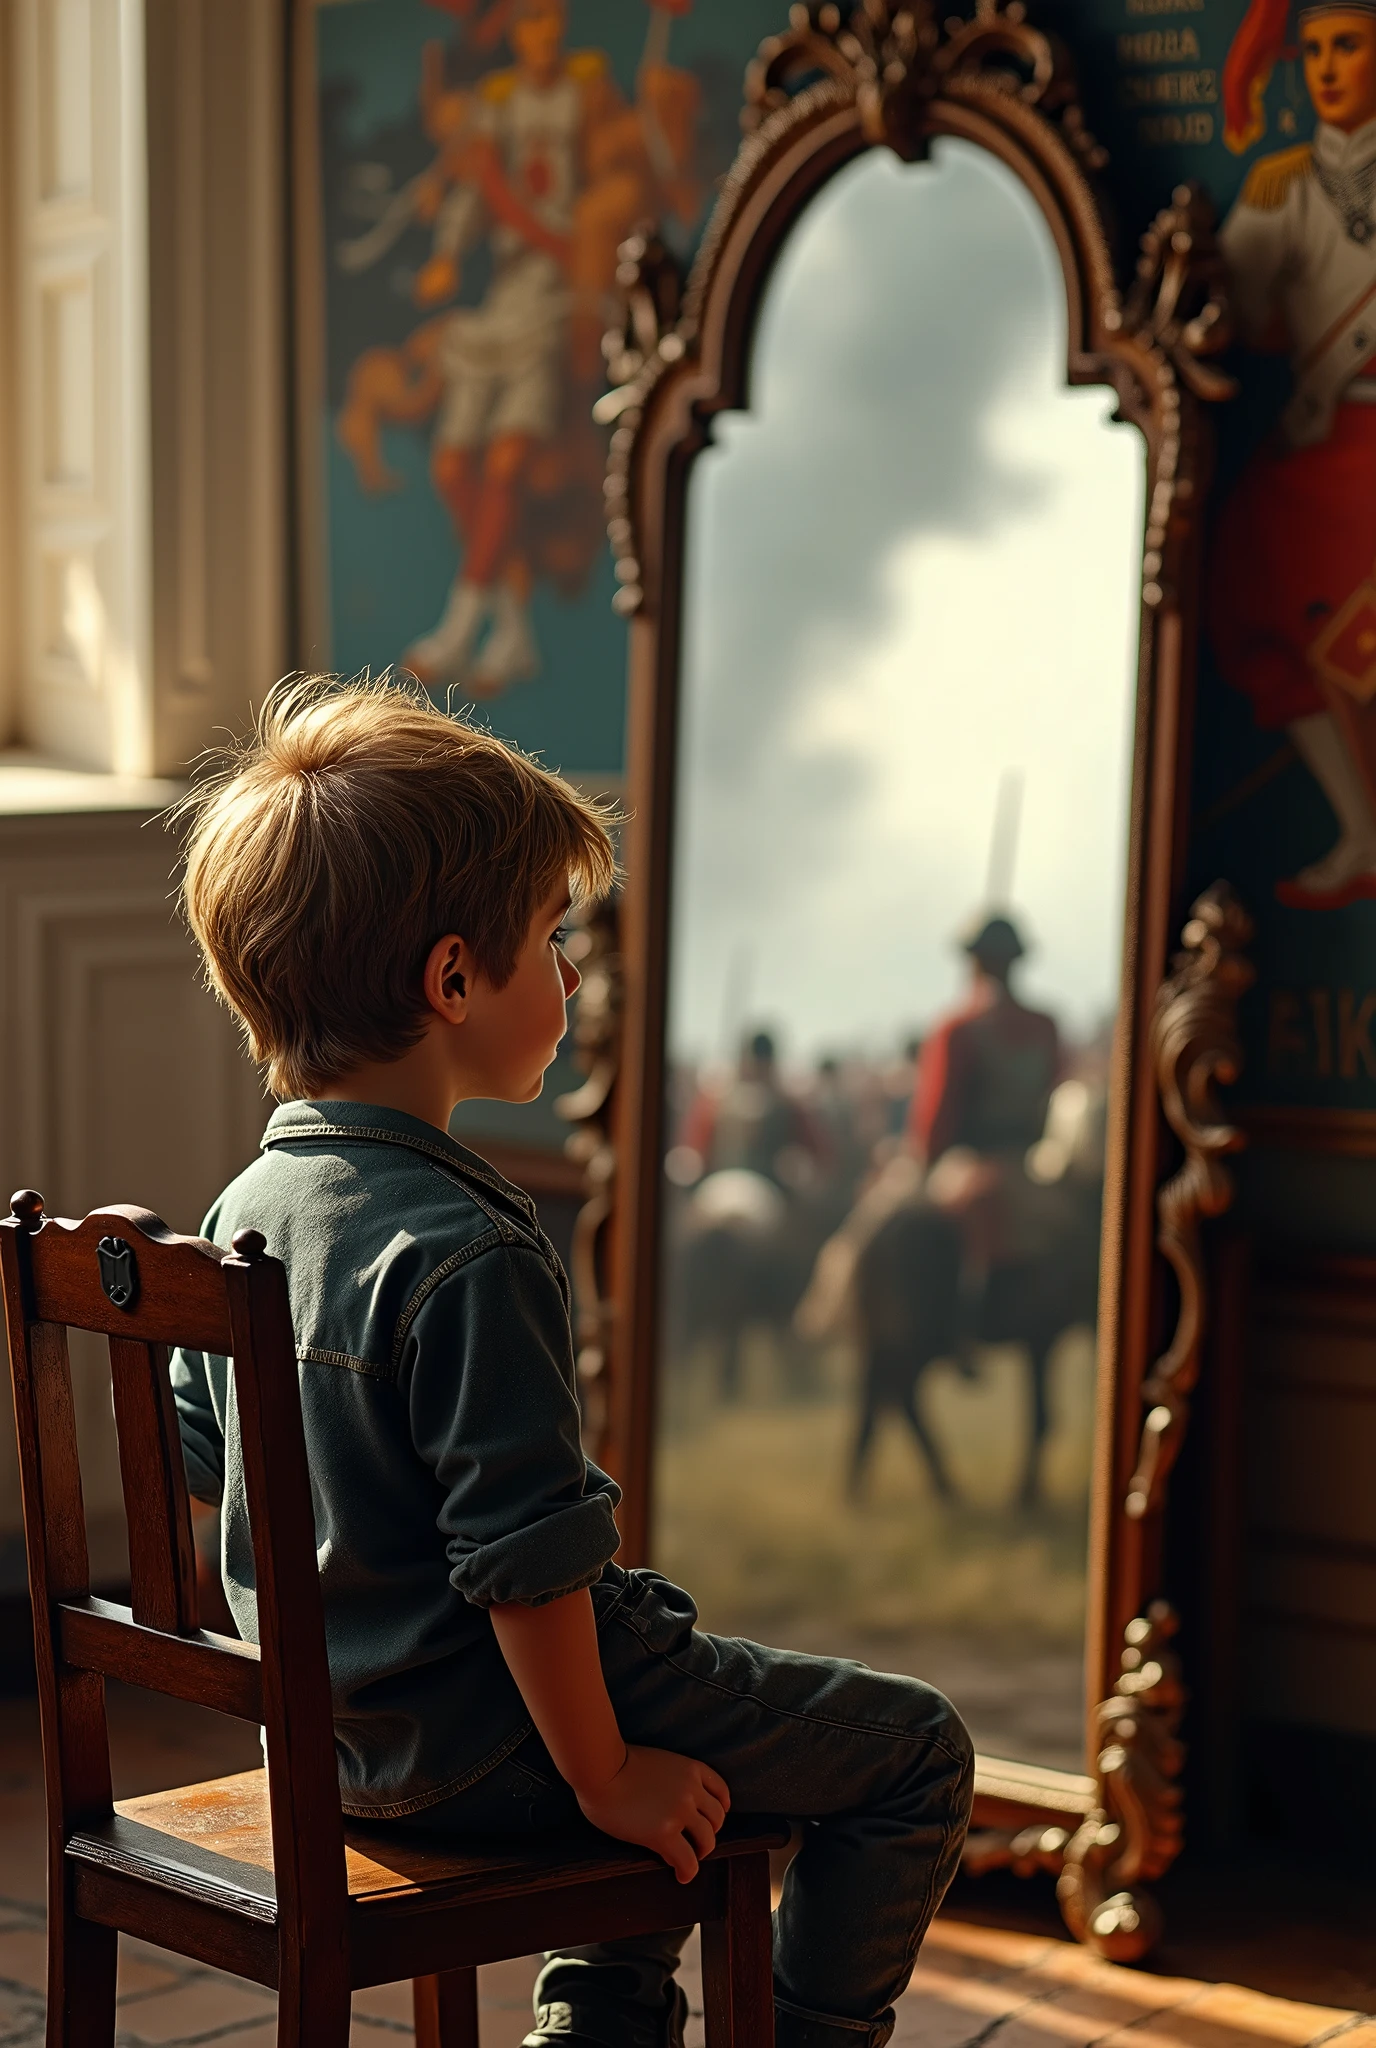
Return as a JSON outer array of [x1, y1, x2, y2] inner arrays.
[[1, 0, 286, 780]]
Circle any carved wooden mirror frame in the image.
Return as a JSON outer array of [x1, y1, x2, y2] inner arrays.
[[590, 0, 1251, 1956]]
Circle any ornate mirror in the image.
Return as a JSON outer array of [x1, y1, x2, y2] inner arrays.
[[657, 130, 1140, 1771], [597, 0, 1242, 1956]]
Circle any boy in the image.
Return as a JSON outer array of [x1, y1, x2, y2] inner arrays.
[[172, 678, 972, 2048]]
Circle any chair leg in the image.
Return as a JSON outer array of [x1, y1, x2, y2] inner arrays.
[[701, 1851, 774, 2048], [414, 1968, 481, 2048], [46, 1906, 116, 2048], [274, 1944, 352, 2046]]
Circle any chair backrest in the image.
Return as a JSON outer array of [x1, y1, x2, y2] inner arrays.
[[0, 1191, 348, 1961]]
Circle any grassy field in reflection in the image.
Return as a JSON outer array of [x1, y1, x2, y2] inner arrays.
[[654, 1332, 1094, 1766]]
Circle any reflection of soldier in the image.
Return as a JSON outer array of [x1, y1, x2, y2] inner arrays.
[[1213, 0, 1376, 905], [681, 1031, 825, 1188], [909, 917, 1059, 1163], [798, 923, 1095, 1508], [905, 915, 1060, 1272]]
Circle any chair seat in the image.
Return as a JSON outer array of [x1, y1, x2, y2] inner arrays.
[[65, 1770, 788, 1982], [97, 1769, 783, 1905]]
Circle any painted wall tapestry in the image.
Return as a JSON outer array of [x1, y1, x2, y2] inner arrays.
[[308, 0, 779, 778], [1179, 0, 1376, 1125], [1033, 0, 1376, 1131]]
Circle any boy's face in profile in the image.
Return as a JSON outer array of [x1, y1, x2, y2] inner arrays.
[[457, 883, 581, 1104]]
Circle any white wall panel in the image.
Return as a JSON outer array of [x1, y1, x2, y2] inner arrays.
[[6, 0, 286, 770], [12, 0, 151, 769], [38, 0, 93, 203], [39, 270, 95, 486], [0, 801, 269, 1591], [144, 0, 286, 769]]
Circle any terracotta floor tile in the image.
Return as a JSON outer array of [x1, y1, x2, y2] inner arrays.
[[996, 1960, 1210, 2044], [111, 1970, 275, 2044], [909, 1962, 1066, 2016], [1104, 1984, 1361, 2048], [988, 1987, 1203, 2048], [893, 1976, 1051, 2048], [1031, 1946, 1202, 2008], [0, 1931, 45, 1996], [1188, 1986, 1361, 2045], [117, 1936, 188, 1975], [352, 1978, 417, 2025], [926, 1920, 1066, 1974], [116, 1948, 184, 2002], [0, 1980, 43, 2047], [350, 1955, 540, 2035]]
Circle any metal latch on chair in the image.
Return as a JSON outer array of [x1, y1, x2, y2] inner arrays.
[[97, 1236, 139, 1311]]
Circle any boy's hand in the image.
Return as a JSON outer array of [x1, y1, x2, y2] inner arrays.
[[575, 1744, 730, 1883], [488, 1593, 728, 1882]]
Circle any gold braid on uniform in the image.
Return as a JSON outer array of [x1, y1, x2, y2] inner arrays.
[[1238, 142, 1312, 210]]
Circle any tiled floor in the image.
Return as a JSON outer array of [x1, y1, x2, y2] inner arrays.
[[0, 1686, 1372, 2048]]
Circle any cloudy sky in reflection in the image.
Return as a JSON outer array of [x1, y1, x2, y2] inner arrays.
[[666, 139, 1144, 1068]]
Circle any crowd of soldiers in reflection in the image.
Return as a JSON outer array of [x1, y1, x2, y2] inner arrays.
[[663, 915, 1111, 1508]]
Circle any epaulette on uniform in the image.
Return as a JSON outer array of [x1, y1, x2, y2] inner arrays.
[[1239, 142, 1313, 210], [567, 49, 608, 82], [479, 67, 517, 105]]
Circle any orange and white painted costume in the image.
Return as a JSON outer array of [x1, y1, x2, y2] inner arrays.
[[1210, 125, 1376, 731]]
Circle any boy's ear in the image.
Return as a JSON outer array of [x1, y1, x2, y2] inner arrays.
[[424, 934, 471, 1021]]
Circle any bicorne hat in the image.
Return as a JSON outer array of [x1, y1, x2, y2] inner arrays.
[[960, 914, 1026, 969]]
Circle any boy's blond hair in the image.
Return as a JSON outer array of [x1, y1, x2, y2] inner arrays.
[[177, 676, 617, 1101]]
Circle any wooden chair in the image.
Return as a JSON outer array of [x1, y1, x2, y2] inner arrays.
[[0, 1192, 784, 2047]]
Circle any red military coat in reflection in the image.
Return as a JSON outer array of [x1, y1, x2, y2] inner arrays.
[[908, 984, 1060, 1166]]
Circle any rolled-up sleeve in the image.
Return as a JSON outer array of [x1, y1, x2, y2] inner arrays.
[[401, 1244, 621, 1607], [170, 1346, 227, 1505]]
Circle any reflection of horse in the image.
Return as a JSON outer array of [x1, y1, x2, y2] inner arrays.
[[831, 1080, 1106, 1508], [667, 1170, 823, 1401]]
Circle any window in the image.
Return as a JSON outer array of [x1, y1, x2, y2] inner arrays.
[[0, 0, 286, 780]]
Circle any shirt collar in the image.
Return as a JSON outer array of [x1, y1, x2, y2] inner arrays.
[[1315, 117, 1376, 175], [261, 1099, 538, 1220]]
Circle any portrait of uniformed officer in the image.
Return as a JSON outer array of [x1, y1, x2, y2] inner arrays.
[[1213, 0, 1376, 907]]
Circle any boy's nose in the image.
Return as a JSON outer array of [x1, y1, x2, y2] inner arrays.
[[559, 952, 581, 997]]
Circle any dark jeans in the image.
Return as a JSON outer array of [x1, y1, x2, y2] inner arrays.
[[402, 1567, 974, 2048]]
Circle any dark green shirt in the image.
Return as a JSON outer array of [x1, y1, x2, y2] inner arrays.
[[171, 1099, 622, 1818]]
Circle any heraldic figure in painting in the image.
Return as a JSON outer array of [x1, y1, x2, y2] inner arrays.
[[1214, 0, 1376, 907], [336, 0, 698, 699]]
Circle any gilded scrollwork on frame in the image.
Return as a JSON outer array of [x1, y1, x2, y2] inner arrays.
[[554, 897, 624, 1465], [963, 1822, 1074, 1879], [1058, 1603, 1186, 1961], [739, 0, 1099, 166], [1128, 882, 1255, 1523], [598, 1, 1234, 624], [1060, 887, 1250, 1956]]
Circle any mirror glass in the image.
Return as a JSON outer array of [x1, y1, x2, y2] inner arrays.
[[653, 139, 1144, 1772]]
